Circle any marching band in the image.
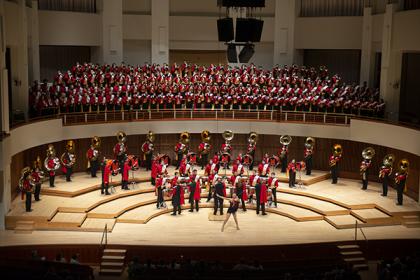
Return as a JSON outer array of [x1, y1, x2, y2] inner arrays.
[[18, 130, 412, 214]]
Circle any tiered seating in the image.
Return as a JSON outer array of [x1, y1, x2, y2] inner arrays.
[[29, 62, 384, 118]]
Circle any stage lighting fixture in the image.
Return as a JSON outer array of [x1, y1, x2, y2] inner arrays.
[[227, 44, 238, 63], [238, 44, 255, 63]]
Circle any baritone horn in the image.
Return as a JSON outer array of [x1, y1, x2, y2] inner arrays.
[[280, 135, 292, 146], [248, 132, 258, 144], [222, 130, 234, 142], [383, 154, 395, 167], [362, 147, 375, 160], [333, 144, 343, 157]]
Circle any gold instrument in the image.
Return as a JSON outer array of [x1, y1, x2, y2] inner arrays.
[[379, 154, 395, 179], [91, 136, 101, 161], [333, 144, 342, 157], [44, 144, 61, 171], [180, 132, 190, 144], [305, 137, 315, 150], [117, 131, 127, 143], [146, 131, 156, 143], [33, 156, 45, 178], [395, 159, 409, 185], [280, 135, 292, 146], [362, 147, 375, 160], [248, 132, 258, 145], [222, 130, 234, 142], [18, 166, 35, 192], [61, 140, 76, 168], [201, 130, 211, 143]]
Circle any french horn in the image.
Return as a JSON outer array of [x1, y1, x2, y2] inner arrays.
[[362, 147, 375, 160], [280, 135, 292, 146]]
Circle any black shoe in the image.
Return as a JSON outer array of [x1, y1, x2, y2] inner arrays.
[[171, 213, 177, 216], [381, 194, 387, 197], [188, 209, 193, 212], [35, 199, 40, 201], [26, 209, 32, 212], [213, 212, 217, 215], [262, 213, 267, 215], [396, 203, 402, 206], [101, 191, 104, 194], [105, 192, 111, 195]]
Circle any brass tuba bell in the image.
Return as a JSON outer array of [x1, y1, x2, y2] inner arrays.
[[248, 132, 258, 144], [146, 131, 156, 143], [333, 144, 343, 157], [46, 144, 56, 157], [280, 135, 292, 146], [397, 159, 410, 174], [65, 140, 75, 153], [116, 131, 127, 143], [362, 147, 375, 160], [383, 154, 395, 167], [222, 130, 234, 142], [201, 130, 211, 143], [180, 132, 190, 144], [91, 136, 101, 149], [305, 137, 315, 150]]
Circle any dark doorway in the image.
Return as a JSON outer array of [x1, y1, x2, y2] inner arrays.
[[6, 47, 12, 126], [373, 52, 381, 89], [399, 52, 420, 125]]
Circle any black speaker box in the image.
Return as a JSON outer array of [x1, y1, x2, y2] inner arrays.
[[217, 18, 234, 42], [227, 44, 238, 63], [235, 18, 264, 42]]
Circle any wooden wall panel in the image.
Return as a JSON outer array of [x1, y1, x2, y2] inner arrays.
[[11, 133, 420, 201]]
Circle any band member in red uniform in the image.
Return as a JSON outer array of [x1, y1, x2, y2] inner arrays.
[[255, 177, 267, 215], [121, 159, 130, 190], [379, 156, 393, 197], [87, 137, 100, 177], [394, 160, 409, 206], [141, 136, 154, 171], [248, 170, 259, 204], [155, 174, 165, 209], [247, 140, 256, 170], [234, 176, 247, 212], [198, 131, 212, 169], [267, 172, 279, 207], [175, 139, 188, 169], [360, 158, 372, 190], [258, 160, 270, 177], [219, 193, 240, 232], [101, 158, 111, 195], [188, 170, 201, 212], [45, 145, 60, 188], [204, 159, 219, 176], [329, 145, 342, 184], [213, 176, 226, 215], [212, 152, 220, 165], [31, 157, 44, 201], [19, 167, 34, 212], [232, 160, 244, 176], [287, 159, 297, 188], [61, 140, 76, 182]]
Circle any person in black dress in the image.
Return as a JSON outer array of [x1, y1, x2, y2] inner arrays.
[[218, 193, 240, 232]]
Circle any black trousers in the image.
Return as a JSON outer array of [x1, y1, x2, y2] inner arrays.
[[305, 158, 312, 175], [362, 171, 369, 189], [190, 199, 199, 212], [396, 183, 404, 205], [249, 151, 255, 170], [259, 203, 266, 215], [213, 197, 224, 215], [331, 165, 338, 184], [271, 188, 277, 206], [122, 180, 128, 190], [289, 172, 296, 187], [66, 167, 72, 181], [172, 204, 181, 215], [145, 153, 152, 170], [34, 184, 41, 201], [176, 152, 183, 169], [90, 160, 99, 177], [382, 176, 389, 196], [256, 190, 261, 214], [49, 175, 55, 187], [201, 154, 208, 169], [207, 187, 213, 202], [157, 187, 164, 207], [25, 191, 32, 212], [101, 183, 110, 194], [281, 157, 287, 173]]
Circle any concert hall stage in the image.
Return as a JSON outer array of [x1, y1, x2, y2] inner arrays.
[[2, 167, 420, 248]]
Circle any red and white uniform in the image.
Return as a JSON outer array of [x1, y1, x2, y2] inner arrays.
[[267, 177, 279, 189], [232, 163, 244, 176], [204, 162, 219, 176], [258, 163, 270, 177], [260, 182, 268, 204]]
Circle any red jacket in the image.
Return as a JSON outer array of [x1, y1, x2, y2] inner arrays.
[[122, 162, 130, 181], [103, 163, 111, 184], [260, 183, 268, 203]]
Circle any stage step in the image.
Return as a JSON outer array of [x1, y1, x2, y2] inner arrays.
[[403, 221, 420, 228], [100, 247, 127, 276], [401, 215, 419, 221], [103, 249, 126, 255], [14, 221, 35, 233], [99, 268, 123, 275], [344, 257, 366, 264], [340, 251, 363, 256], [102, 255, 125, 261], [337, 244, 360, 250], [100, 261, 124, 269]]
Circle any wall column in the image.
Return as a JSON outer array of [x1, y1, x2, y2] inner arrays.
[[380, 3, 400, 121], [360, 7, 373, 86], [151, 0, 169, 65], [29, 0, 40, 83], [101, 0, 123, 64], [273, 0, 298, 66]]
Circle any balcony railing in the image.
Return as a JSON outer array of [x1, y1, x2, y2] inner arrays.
[[60, 109, 352, 126]]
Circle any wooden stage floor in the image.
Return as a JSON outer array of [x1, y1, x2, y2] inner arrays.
[[2, 167, 420, 247]]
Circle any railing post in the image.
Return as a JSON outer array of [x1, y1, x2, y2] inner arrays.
[[232, 111, 235, 119], [84, 113, 87, 123], [190, 110, 193, 119], [345, 115, 348, 124], [122, 111, 124, 121], [149, 110, 151, 120], [270, 110, 273, 120], [174, 110, 176, 119], [136, 110, 138, 120], [105, 112, 107, 122], [355, 220, 358, 241], [323, 114, 326, 123], [215, 110, 218, 119], [63, 114, 67, 125], [257, 111, 260, 120], [303, 113, 306, 122], [285, 112, 288, 121]]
